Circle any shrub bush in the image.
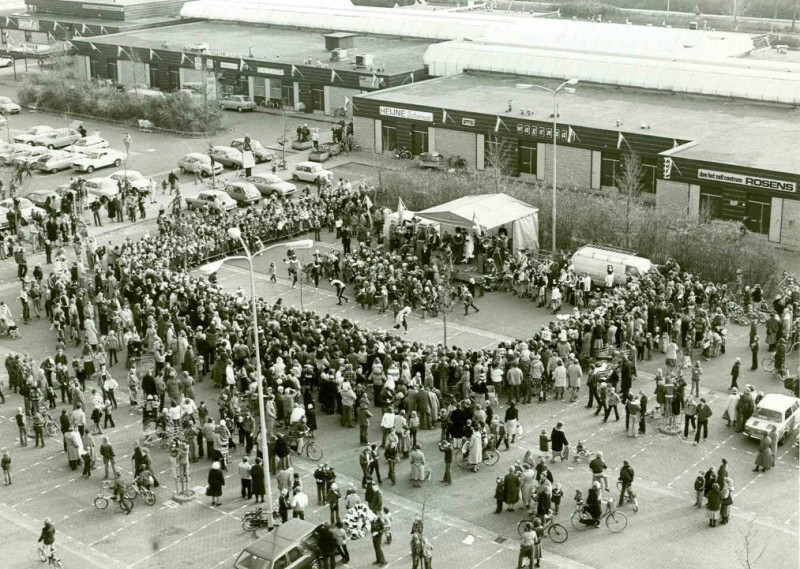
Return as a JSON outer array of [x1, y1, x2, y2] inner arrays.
[[375, 167, 783, 293], [17, 71, 224, 135]]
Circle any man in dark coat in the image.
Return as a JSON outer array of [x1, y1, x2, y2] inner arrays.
[[316, 523, 338, 569], [251, 458, 266, 503], [549, 422, 568, 462], [503, 467, 520, 511]]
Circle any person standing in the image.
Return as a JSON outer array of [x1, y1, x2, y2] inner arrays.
[[207, 461, 225, 506], [317, 522, 337, 569], [1, 449, 11, 485], [618, 460, 635, 507], [693, 398, 713, 446], [438, 439, 452, 485], [332, 521, 350, 564], [238, 456, 252, 499], [100, 437, 116, 479], [549, 422, 568, 463], [493, 476, 505, 514], [409, 444, 426, 488], [719, 478, 734, 525], [683, 395, 697, 440], [706, 483, 722, 527], [754, 435, 772, 472], [602, 387, 620, 422], [291, 487, 309, 519], [749, 334, 760, 371], [370, 514, 388, 566], [327, 482, 341, 524], [15, 408, 27, 447], [251, 458, 266, 503], [518, 522, 536, 569], [503, 466, 520, 511]]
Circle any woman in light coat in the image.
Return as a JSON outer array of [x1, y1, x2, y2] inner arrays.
[[65, 427, 85, 470], [468, 427, 483, 473], [520, 463, 537, 509], [725, 389, 740, 428], [409, 445, 426, 488]]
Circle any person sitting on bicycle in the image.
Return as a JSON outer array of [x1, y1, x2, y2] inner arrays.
[[618, 460, 635, 507], [112, 470, 132, 515], [580, 482, 603, 527], [135, 466, 155, 491], [38, 518, 56, 562], [589, 451, 610, 492]]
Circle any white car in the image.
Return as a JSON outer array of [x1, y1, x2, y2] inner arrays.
[[35, 150, 80, 173], [178, 153, 223, 178], [0, 96, 21, 114], [105, 170, 151, 192], [245, 174, 297, 198], [185, 190, 237, 212], [0, 197, 46, 231], [0, 57, 13, 68], [13, 125, 54, 145], [0, 143, 32, 164], [224, 181, 261, 206], [71, 149, 126, 173], [66, 135, 110, 155], [745, 393, 800, 446], [32, 127, 81, 149], [11, 146, 50, 168], [83, 178, 119, 199], [292, 161, 332, 183]]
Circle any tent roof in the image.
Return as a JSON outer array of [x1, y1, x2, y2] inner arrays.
[[416, 194, 538, 230]]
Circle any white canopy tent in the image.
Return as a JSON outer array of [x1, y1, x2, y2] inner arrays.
[[416, 193, 539, 252], [382, 207, 440, 242]]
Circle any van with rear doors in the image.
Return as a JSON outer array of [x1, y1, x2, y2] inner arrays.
[[570, 245, 653, 287]]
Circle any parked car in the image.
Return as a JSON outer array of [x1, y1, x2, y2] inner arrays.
[[83, 178, 119, 199], [185, 189, 237, 212], [105, 170, 151, 193], [219, 95, 256, 112], [0, 197, 46, 231], [11, 146, 50, 168], [0, 57, 13, 68], [178, 152, 223, 178], [231, 138, 274, 163], [292, 161, 332, 183], [66, 135, 110, 155], [32, 127, 82, 149], [35, 150, 80, 173], [13, 125, 54, 145], [224, 182, 261, 206], [245, 173, 297, 198], [71, 149, 126, 173], [0, 96, 21, 114], [745, 393, 800, 446], [234, 519, 322, 569], [570, 245, 653, 287], [0, 143, 33, 164], [209, 146, 244, 169]]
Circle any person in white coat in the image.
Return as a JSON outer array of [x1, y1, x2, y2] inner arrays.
[[725, 388, 740, 428], [468, 427, 483, 473]]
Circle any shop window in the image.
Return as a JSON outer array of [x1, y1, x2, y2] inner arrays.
[[281, 83, 294, 108], [311, 88, 324, 111], [745, 199, 770, 235], [90, 59, 101, 80], [641, 164, 656, 194], [24, 31, 33, 43], [382, 124, 397, 151], [699, 192, 723, 220], [411, 128, 428, 156], [601, 157, 620, 187], [106, 60, 117, 83], [518, 144, 536, 176], [148, 66, 158, 88]]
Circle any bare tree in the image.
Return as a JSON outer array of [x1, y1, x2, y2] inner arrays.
[[614, 150, 644, 250], [737, 520, 769, 569], [482, 133, 513, 193]]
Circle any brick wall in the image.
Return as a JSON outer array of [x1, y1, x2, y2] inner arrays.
[[781, 199, 800, 251], [434, 128, 476, 168], [353, 116, 375, 153], [655, 179, 690, 218], [542, 145, 591, 189]]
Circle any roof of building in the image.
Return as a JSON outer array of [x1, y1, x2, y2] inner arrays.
[[424, 41, 800, 105], [358, 73, 800, 175], [81, 21, 431, 73]]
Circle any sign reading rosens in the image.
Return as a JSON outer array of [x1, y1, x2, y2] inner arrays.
[[698, 169, 796, 193], [379, 106, 433, 122]]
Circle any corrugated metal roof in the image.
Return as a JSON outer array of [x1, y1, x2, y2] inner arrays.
[[424, 41, 800, 105]]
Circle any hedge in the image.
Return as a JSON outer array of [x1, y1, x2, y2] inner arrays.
[[17, 72, 225, 135], [375, 167, 784, 295]]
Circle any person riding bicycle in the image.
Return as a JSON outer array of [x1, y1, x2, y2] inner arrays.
[[618, 460, 636, 507], [135, 465, 155, 491], [580, 482, 603, 527], [112, 470, 132, 515], [589, 451, 610, 492], [37, 518, 56, 563]]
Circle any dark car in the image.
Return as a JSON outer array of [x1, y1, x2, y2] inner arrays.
[[234, 519, 321, 569]]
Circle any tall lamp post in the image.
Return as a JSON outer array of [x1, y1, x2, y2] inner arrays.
[[199, 231, 313, 529], [517, 79, 578, 253]]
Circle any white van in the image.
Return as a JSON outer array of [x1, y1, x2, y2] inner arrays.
[[570, 245, 652, 287]]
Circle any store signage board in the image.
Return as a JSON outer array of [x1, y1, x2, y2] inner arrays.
[[257, 67, 284, 76], [698, 169, 796, 193], [379, 106, 433, 122], [219, 61, 238, 70], [17, 18, 40, 31], [517, 123, 568, 141], [462, 118, 475, 127]]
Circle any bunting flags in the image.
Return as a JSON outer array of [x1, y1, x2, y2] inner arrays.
[[343, 96, 358, 111], [47, 31, 55, 43], [181, 52, 192, 65], [73, 29, 82, 38], [81, 23, 89, 34], [52, 21, 62, 31], [673, 139, 679, 149], [239, 59, 249, 72], [617, 131, 629, 150], [100, 25, 107, 34], [567, 126, 580, 143], [371, 74, 378, 88], [662, 157, 673, 180], [330, 69, 341, 83], [291, 64, 303, 77], [397, 197, 407, 220], [408, 72, 414, 84], [495, 116, 508, 133], [442, 109, 456, 125], [149, 48, 161, 61], [4, 16, 10, 26], [89, 42, 99, 52], [117, 45, 128, 58]]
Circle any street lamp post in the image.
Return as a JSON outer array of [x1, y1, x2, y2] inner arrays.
[[123, 132, 132, 180], [516, 79, 578, 253], [199, 232, 313, 529]]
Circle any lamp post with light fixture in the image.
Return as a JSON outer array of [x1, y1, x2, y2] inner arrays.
[[198, 231, 313, 529], [516, 79, 578, 253]]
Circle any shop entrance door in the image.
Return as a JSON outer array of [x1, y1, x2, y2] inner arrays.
[[282, 84, 294, 109], [745, 199, 771, 235], [381, 124, 397, 152], [411, 128, 428, 156], [518, 144, 536, 175], [311, 88, 324, 112]]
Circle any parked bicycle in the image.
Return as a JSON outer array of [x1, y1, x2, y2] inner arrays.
[[762, 356, 790, 381], [393, 146, 412, 160], [517, 513, 568, 543], [570, 496, 627, 532], [242, 505, 283, 531], [37, 545, 62, 568], [27, 410, 60, 439]]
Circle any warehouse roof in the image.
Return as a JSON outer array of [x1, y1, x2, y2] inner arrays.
[[357, 73, 800, 175], [424, 41, 800, 105], [81, 21, 430, 74]]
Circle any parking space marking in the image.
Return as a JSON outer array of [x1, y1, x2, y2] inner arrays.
[[470, 547, 504, 569]]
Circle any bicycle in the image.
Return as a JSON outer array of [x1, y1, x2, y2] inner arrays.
[[615, 480, 639, 512], [37, 545, 62, 568], [393, 146, 412, 160], [456, 438, 500, 469], [242, 505, 283, 531], [285, 431, 323, 461], [570, 497, 627, 532], [517, 513, 568, 544], [762, 356, 791, 381], [94, 481, 134, 514], [125, 480, 156, 506]]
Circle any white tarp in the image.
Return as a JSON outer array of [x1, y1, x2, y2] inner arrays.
[[416, 193, 539, 252]]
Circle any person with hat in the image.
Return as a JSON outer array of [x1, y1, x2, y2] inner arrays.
[[207, 461, 225, 506]]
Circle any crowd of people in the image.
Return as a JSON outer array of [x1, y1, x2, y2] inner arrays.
[[1, 168, 798, 568]]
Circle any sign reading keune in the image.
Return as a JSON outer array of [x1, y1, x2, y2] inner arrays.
[[379, 106, 433, 122], [698, 169, 796, 193]]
